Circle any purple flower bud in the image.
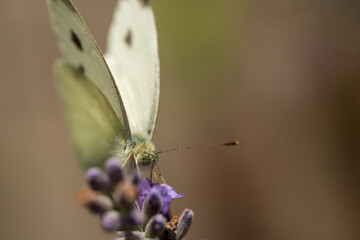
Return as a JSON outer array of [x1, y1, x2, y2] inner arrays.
[[89, 195, 113, 213], [86, 168, 109, 191], [113, 183, 138, 211], [145, 214, 166, 238], [120, 209, 142, 230], [100, 210, 121, 232], [176, 209, 194, 239], [142, 189, 162, 225], [129, 170, 140, 185], [75, 188, 112, 214], [105, 158, 124, 185]]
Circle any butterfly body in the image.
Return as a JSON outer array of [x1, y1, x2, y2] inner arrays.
[[114, 133, 158, 167]]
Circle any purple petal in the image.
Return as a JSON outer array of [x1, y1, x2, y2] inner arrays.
[[137, 178, 184, 215], [136, 178, 152, 209], [155, 184, 184, 199]]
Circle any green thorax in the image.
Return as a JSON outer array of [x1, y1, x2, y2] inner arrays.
[[114, 133, 158, 167]]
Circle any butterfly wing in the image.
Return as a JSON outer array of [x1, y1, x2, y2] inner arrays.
[[47, 0, 131, 141], [105, 0, 160, 137], [54, 60, 124, 169]]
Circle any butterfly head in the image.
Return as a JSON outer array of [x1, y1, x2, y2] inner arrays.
[[137, 151, 158, 166], [130, 133, 159, 167]]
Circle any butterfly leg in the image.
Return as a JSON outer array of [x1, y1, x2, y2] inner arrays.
[[156, 163, 167, 184], [134, 154, 140, 175], [122, 153, 132, 168], [150, 165, 154, 186], [152, 169, 159, 184], [159, 173, 166, 185]]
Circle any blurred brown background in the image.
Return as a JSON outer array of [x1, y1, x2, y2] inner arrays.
[[0, 0, 359, 239]]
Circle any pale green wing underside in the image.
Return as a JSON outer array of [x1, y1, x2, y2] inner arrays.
[[54, 60, 123, 169], [47, 0, 131, 141]]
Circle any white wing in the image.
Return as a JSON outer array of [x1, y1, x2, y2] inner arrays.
[[48, 0, 132, 141], [105, 0, 160, 138]]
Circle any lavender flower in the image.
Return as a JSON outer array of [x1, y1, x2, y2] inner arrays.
[[176, 209, 194, 239], [119, 209, 142, 230], [75, 188, 113, 214], [113, 183, 138, 212], [145, 214, 166, 238], [130, 170, 141, 185], [100, 210, 121, 231], [76, 157, 193, 240], [89, 194, 114, 213], [142, 189, 162, 225], [105, 157, 124, 185], [86, 167, 109, 191], [138, 178, 184, 215]]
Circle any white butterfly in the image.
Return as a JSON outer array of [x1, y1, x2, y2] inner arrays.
[[48, 0, 160, 170]]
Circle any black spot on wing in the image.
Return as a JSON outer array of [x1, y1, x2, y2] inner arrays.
[[78, 65, 85, 74], [71, 30, 83, 51], [138, 0, 150, 7], [125, 29, 132, 47]]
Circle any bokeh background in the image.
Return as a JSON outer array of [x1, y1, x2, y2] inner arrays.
[[1, 0, 360, 239]]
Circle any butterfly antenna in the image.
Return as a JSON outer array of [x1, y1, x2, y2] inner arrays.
[[157, 140, 239, 154]]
